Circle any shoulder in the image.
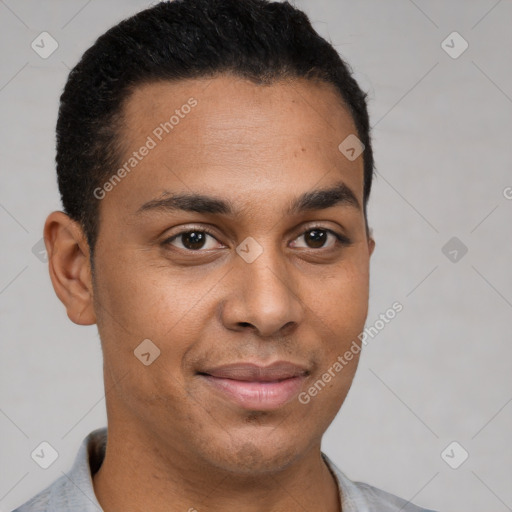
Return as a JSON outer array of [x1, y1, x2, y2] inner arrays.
[[9, 471, 99, 512], [322, 452, 438, 512], [350, 480, 438, 512], [10, 427, 107, 512], [10, 475, 66, 512]]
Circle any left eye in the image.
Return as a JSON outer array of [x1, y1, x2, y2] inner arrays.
[[291, 228, 346, 249]]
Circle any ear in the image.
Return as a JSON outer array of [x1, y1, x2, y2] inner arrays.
[[44, 211, 96, 325], [367, 227, 376, 257]]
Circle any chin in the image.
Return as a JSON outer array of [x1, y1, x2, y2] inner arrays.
[[200, 427, 307, 475]]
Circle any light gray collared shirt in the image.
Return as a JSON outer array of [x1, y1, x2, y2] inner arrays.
[[12, 427, 437, 512]]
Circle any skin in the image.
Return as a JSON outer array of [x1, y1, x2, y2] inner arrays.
[[45, 74, 375, 512]]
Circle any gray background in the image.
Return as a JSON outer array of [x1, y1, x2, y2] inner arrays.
[[1, 1, 511, 511]]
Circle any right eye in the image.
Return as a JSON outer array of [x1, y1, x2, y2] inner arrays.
[[163, 228, 224, 251]]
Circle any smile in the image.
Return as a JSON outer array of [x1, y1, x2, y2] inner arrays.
[[196, 360, 309, 410], [199, 374, 307, 410]]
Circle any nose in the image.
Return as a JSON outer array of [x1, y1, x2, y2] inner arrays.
[[220, 245, 303, 338]]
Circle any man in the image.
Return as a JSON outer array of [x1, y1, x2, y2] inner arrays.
[[13, 0, 437, 510]]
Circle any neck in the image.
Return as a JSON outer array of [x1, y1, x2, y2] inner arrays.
[[92, 422, 341, 512]]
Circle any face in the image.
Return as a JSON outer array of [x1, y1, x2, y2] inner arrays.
[[88, 75, 375, 474]]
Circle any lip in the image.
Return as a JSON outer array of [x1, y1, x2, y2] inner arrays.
[[198, 361, 309, 411], [200, 361, 309, 381]]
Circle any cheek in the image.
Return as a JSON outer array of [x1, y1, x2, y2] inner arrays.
[[94, 255, 205, 340], [309, 258, 370, 339], [93, 261, 199, 422], [296, 274, 367, 426], [299, 258, 368, 413], [92, 257, 217, 397]]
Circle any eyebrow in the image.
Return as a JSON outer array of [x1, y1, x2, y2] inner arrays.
[[135, 181, 361, 217]]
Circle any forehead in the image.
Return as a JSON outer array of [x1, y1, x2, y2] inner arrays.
[[122, 74, 357, 146], [111, 74, 364, 215]]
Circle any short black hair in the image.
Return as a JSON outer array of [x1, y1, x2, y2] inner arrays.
[[56, 0, 374, 256]]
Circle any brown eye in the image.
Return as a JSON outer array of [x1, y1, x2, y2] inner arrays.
[[304, 229, 328, 249], [180, 231, 208, 250], [164, 229, 223, 251], [291, 228, 350, 250]]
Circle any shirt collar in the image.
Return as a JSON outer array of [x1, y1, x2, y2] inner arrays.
[[51, 427, 106, 511]]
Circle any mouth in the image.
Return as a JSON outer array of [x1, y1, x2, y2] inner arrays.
[[197, 361, 309, 411]]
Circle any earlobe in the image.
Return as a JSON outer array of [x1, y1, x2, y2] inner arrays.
[[44, 211, 96, 326], [368, 230, 376, 257]]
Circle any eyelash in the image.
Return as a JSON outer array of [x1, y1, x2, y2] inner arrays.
[[162, 224, 352, 251]]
